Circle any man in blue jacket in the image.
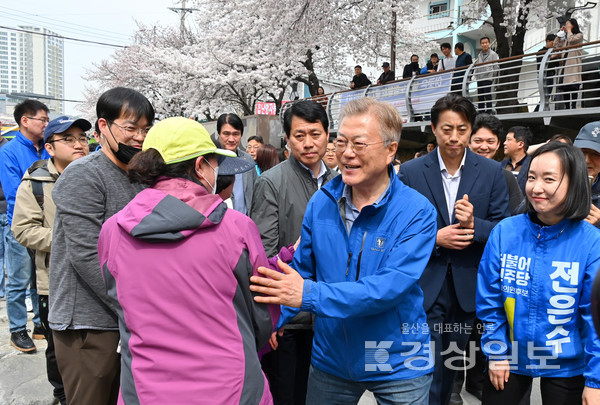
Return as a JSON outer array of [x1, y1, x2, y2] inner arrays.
[[0, 99, 50, 352], [399, 94, 510, 405], [251, 98, 438, 404]]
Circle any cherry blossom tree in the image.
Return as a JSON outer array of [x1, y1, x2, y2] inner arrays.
[[82, 0, 435, 118], [459, 0, 587, 58]]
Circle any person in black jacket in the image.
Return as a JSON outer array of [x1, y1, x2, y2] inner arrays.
[[451, 43, 473, 93], [350, 65, 371, 89], [377, 62, 395, 85], [402, 54, 421, 78]]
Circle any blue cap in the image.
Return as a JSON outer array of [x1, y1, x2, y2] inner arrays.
[[217, 154, 255, 175], [574, 121, 600, 154], [44, 116, 92, 144]]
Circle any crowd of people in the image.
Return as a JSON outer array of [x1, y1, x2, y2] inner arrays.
[[0, 85, 599, 405], [346, 18, 586, 112]]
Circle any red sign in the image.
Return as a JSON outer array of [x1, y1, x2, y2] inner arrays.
[[255, 102, 276, 115]]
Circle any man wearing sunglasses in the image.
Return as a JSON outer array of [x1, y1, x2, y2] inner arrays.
[[0, 99, 50, 353], [12, 116, 91, 405]]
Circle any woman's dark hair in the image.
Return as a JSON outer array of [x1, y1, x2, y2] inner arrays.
[[568, 18, 581, 35], [283, 100, 328, 137], [256, 144, 280, 173], [217, 113, 244, 135], [128, 148, 216, 191], [431, 93, 477, 128], [278, 148, 287, 162], [549, 134, 573, 145], [96, 87, 155, 124], [525, 142, 590, 221], [216, 175, 235, 194]]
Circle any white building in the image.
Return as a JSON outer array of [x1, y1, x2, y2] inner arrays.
[[0, 26, 64, 115]]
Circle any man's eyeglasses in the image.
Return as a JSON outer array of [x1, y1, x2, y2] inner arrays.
[[326, 148, 336, 154], [26, 116, 50, 124], [110, 121, 151, 136], [246, 145, 261, 151], [48, 136, 90, 147], [333, 139, 384, 155]]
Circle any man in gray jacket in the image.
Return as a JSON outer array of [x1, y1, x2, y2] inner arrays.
[[49, 88, 154, 405], [473, 37, 499, 112], [217, 113, 258, 215], [250, 100, 336, 404]]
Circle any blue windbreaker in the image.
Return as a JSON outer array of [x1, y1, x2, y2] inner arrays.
[[277, 169, 437, 381], [477, 214, 600, 387], [0, 131, 50, 223]]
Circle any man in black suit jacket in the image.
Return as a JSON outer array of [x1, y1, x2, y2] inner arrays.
[[399, 94, 510, 405]]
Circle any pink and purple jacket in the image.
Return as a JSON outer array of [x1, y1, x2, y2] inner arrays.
[[98, 177, 282, 405]]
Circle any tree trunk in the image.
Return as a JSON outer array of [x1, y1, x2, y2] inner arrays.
[[297, 49, 321, 96], [488, 0, 529, 114]]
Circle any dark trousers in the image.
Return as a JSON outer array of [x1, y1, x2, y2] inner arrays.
[[453, 319, 486, 397], [477, 80, 494, 111], [261, 329, 313, 405], [559, 84, 579, 109], [427, 273, 475, 405], [482, 373, 584, 405], [53, 329, 120, 405], [39, 295, 66, 404]]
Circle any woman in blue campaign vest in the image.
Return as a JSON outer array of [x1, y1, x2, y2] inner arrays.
[[477, 142, 600, 405]]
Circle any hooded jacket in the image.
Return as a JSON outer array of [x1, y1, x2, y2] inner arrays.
[[12, 159, 59, 295], [98, 177, 279, 405], [477, 214, 600, 387], [277, 170, 437, 382]]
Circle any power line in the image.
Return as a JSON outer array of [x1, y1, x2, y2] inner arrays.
[[0, 25, 127, 49], [2, 7, 131, 44]]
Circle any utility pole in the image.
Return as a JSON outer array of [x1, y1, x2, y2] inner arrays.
[[390, 10, 397, 72], [168, 0, 197, 41]]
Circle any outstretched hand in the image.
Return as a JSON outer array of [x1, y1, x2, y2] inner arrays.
[[250, 259, 304, 308]]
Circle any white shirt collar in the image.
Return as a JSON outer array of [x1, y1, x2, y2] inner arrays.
[[437, 148, 466, 177], [298, 160, 327, 178]]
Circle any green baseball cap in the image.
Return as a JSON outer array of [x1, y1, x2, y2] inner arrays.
[[143, 117, 236, 164]]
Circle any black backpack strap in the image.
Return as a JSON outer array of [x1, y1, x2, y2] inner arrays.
[[31, 179, 45, 209], [26, 160, 52, 209]]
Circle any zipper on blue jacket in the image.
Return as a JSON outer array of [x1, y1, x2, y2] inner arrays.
[[356, 231, 368, 281], [345, 252, 352, 276]]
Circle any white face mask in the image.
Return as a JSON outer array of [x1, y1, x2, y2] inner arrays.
[[196, 159, 219, 194]]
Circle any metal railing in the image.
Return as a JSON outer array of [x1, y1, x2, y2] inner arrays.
[[300, 39, 600, 132]]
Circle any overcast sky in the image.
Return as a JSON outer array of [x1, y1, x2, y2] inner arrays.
[[4, 1, 180, 114]]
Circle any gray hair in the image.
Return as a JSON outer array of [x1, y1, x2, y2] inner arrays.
[[338, 98, 402, 145]]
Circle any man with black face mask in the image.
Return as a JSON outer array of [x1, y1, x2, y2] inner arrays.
[[402, 54, 422, 78], [49, 87, 154, 405]]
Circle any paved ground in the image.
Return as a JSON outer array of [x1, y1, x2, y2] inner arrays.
[[0, 297, 541, 405], [0, 298, 55, 405]]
